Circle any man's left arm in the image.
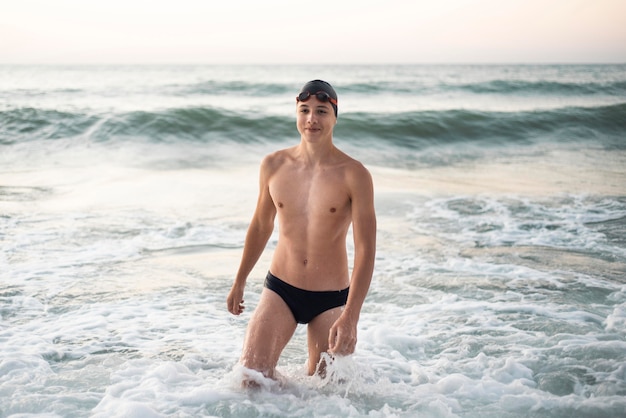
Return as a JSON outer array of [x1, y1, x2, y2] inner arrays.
[[329, 163, 376, 355]]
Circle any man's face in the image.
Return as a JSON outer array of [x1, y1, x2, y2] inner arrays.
[[296, 96, 337, 140]]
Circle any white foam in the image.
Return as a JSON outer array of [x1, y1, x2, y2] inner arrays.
[[605, 304, 626, 333]]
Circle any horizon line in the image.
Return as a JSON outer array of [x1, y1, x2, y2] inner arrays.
[[1, 61, 625, 66]]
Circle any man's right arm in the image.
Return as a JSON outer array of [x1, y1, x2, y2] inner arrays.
[[227, 155, 277, 315]]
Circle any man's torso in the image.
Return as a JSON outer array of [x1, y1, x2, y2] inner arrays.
[[267, 147, 354, 290]]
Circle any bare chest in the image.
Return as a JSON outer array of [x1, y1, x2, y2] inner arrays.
[[269, 167, 351, 219]]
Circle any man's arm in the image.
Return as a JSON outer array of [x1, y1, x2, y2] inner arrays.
[[227, 156, 277, 315], [329, 162, 376, 354]]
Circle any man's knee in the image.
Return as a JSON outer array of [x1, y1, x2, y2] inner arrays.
[[240, 351, 275, 379]]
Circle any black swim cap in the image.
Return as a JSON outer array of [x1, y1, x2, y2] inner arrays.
[[299, 80, 338, 117]]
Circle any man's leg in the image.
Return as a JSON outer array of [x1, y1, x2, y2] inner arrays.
[[306, 306, 343, 376], [240, 288, 297, 380]]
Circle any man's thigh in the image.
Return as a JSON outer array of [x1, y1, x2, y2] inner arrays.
[[241, 288, 297, 376], [306, 306, 343, 374]]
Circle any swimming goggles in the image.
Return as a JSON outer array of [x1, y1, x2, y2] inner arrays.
[[296, 91, 338, 105]]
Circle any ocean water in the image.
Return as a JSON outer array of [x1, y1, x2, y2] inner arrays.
[[1, 64, 626, 417]]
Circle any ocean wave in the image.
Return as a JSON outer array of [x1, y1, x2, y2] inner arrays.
[[2, 103, 625, 149], [166, 80, 292, 97], [90, 107, 292, 143], [0, 107, 293, 145], [177, 78, 626, 97], [336, 103, 626, 149], [0, 108, 99, 144], [455, 80, 626, 96]]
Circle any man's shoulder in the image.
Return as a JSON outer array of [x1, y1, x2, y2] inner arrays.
[[260, 147, 296, 173], [339, 152, 369, 176], [331, 146, 362, 168], [339, 154, 372, 186]]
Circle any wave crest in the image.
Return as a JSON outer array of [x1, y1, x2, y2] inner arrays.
[[2, 103, 624, 150]]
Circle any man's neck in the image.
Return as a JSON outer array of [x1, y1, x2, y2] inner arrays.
[[296, 138, 336, 166]]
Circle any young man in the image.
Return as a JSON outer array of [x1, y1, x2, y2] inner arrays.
[[227, 80, 376, 380]]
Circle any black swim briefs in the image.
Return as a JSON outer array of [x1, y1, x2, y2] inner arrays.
[[264, 271, 349, 324]]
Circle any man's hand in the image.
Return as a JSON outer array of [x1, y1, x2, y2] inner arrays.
[[227, 285, 245, 315], [328, 313, 357, 355]]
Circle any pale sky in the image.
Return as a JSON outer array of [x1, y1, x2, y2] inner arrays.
[[2, 0, 625, 64]]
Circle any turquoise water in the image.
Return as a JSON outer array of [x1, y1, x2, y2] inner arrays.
[[1, 65, 625, 417]]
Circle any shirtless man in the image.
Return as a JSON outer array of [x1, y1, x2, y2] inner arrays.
[[227, 80, 376, 379]]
